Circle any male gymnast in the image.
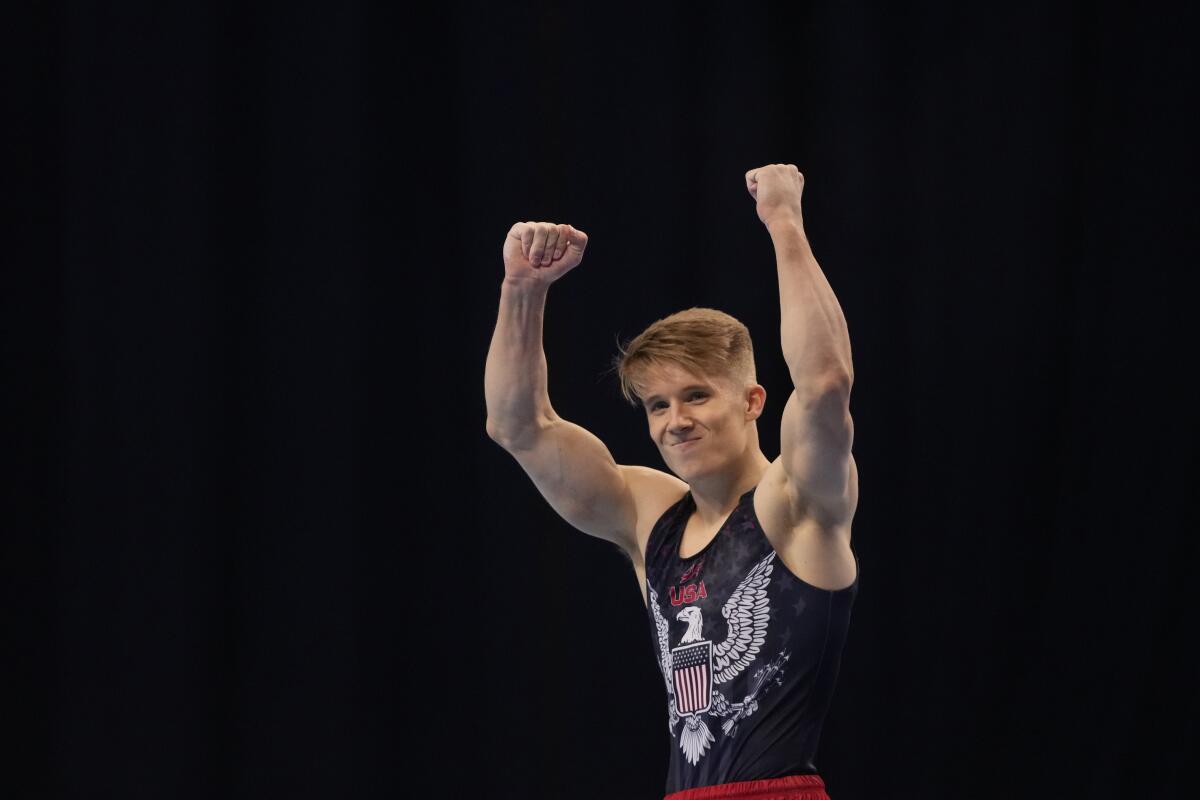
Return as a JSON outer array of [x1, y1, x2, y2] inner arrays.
[[484, 164, 859, 800]]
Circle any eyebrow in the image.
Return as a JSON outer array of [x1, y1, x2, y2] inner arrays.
[[643, 384, 710, 406]]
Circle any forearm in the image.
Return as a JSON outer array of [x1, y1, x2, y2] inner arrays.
[[484, 276, 558, 444], [770, 220, 854, 388]]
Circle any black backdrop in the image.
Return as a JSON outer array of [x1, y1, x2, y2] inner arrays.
[[7, 2, 1198, 798]]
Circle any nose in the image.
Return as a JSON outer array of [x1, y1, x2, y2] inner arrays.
[[666, 403, 694, 434]]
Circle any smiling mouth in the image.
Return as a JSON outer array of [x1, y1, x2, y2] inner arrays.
[[672, 438, 700, 447]]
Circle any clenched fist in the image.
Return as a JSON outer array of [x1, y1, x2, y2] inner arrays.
[[745, 164, 805, 231], [503, 221, 589, 285]]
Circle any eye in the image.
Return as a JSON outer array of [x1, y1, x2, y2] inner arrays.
[[649, 392, 705, 412]]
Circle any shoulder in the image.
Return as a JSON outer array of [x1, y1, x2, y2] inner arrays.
[[617, 465, 689, 565], [754, 456, 857, 591], [758, 454, 858, 535]]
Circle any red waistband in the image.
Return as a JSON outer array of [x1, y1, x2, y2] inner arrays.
[[664, 774, 828, 800]]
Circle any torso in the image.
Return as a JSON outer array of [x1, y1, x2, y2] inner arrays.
[[640, 471, 858, 792], [629, 455, 857, 607]]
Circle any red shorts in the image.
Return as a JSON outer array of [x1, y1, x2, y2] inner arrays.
[[663, 774, 830, 800]]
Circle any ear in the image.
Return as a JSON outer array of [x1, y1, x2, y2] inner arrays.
[[744, 384, 767, 420]]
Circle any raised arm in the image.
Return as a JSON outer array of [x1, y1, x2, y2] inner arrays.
[[484, 221, 641, 558], [745, 165, 857, 529]]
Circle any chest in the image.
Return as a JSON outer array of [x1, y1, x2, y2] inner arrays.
[[677, 480, 854, 593], [678, 479, 794, 560]]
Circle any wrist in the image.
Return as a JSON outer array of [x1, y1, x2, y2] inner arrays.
[[502, 274, 552, 295], [765, 219, 811, 259], [764, 215, 806, 238]]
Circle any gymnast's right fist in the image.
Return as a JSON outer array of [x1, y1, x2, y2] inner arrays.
[[503, 221, 588, 284]]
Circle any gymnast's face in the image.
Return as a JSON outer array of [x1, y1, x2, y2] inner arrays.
[[640, 363, 762, 478]]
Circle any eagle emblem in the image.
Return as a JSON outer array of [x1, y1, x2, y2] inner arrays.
[[648, 551, 786, 765]]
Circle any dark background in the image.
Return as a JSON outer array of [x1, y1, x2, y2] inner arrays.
[[7, 1, 1198, 798]]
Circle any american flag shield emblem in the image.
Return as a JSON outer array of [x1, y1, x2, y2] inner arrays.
[[671, 641, 713, 715]]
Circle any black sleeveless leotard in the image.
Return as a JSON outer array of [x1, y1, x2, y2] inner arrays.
[[643, 485, 859, 794]]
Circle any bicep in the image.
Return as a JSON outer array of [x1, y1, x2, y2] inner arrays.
[[779, 379, 855, 527], [499, 417, 639, 552]]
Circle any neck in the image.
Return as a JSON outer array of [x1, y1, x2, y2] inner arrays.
[[687, 446, 772, 527]]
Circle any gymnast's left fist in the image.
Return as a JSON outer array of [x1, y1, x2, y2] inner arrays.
[[744, 164, 805, 232]]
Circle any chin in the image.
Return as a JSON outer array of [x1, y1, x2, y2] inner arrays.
[[674, 459, 716, 480], [664, 456, 690, 478]]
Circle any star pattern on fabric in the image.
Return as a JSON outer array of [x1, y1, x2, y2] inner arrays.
[[792, 596, 807, 616], [732, 538, 754, 565]]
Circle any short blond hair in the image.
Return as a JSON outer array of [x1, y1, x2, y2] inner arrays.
[[609, 307, 757, 407]]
